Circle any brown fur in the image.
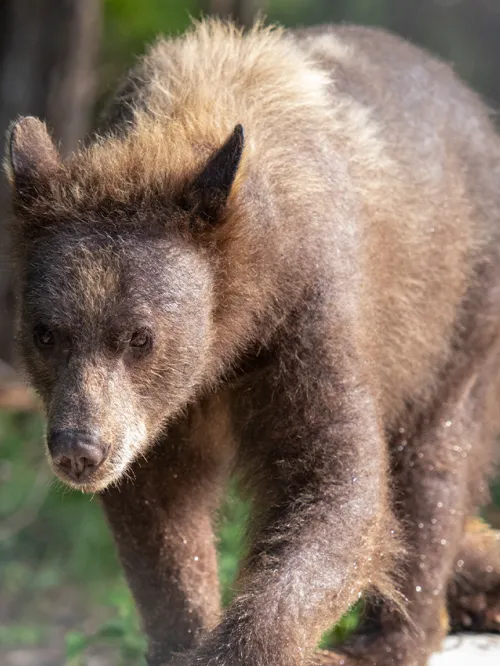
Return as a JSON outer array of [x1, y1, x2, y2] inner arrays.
[[5, 19, 500, 666]]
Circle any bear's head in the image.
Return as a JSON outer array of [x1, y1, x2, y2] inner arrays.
[[6, 116, 245, 492]]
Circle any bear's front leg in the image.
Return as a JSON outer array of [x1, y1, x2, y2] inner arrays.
[[178, 337, 399, 666], [100, 411, 229, 666]]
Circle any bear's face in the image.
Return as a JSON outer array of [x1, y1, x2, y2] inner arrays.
[[19, 231, 214, 491], [7, 116, 245, 491]]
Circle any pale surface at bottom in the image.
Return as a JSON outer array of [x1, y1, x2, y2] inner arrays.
[[429, 634, 500, 665]]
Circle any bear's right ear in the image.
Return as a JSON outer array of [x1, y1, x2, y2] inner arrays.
[[182, 124, 245, 224], [6, 117, 61, 195]]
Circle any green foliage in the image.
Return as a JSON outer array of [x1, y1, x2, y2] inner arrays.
[[101, 0, 201, 88], [0, 623, 48, 647], [319, 602, 364, 648], [64, 595, 147, 666]]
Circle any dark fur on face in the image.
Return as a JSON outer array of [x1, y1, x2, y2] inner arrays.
[[7, 109, 247, 491], [6, 18, 500, 666], [19, 229, 214, 490]]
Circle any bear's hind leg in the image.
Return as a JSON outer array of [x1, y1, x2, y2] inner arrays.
[[322, 368, 495, 666], [448, 518, 500, 633]]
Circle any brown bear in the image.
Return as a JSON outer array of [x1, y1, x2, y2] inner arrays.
[[5, 18, 500, 666]]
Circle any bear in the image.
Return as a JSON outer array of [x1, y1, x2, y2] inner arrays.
[[5, 18, 500, 666]]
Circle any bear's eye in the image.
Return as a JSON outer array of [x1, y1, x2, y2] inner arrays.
[[129, 328, 153, 353], [33, 324, 55, 350]]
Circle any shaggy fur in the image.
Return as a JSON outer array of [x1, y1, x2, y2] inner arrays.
[[6, 19, 500, 666]]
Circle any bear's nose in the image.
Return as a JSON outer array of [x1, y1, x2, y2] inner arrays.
[[48, 430, 107, 482]]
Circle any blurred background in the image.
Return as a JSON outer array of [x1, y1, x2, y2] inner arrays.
[[1, 1, 500, 664]]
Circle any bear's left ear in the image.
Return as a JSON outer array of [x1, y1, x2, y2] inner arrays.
[[184, 124, 244, 223], [6, 116, 61, 195]]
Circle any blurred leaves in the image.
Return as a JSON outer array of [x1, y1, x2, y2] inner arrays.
[[100, 0, 199, 90]]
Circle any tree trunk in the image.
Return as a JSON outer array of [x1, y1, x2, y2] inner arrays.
[[0, 0, 101, 365]]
